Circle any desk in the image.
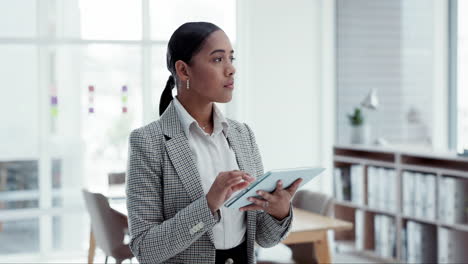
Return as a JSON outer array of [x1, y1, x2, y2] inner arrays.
[[88, 206, 352, 264], [282, 208, 353, 264]]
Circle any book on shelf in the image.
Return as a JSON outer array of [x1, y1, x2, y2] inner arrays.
[[438, 177, 467, 224], [377, 167, 387, 210], [439, 227, 468, 263], [351, 165, 364, 205], [355, 209, 364, 250], [425, 174, 437, 220], [438, 227, 453, 263], [374, 214, 396, 259], [416, 172, 426, 218], [406, 221, 437, 263], [333, 167, 351, 201], [402, 171, 437, 220], [402, 171, 413, 216], [366, 166, 397, 212], [367, 166, 376, 208], [334, 168, 343, 201], [401, 228, 407, 262], [388, 168, 397, 212]]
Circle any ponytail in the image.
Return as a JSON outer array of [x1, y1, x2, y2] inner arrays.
[[158, 22, 220, 116], [159, 75, 175, 116]]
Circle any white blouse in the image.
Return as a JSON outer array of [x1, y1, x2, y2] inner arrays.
[[173, 97, 246, 250]]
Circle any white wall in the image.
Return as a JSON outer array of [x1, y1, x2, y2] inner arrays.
[[336, 0, 404, 145], [335, 0, 449, 151], [230, 0, 335, 193]]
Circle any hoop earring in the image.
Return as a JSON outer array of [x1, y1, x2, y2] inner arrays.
[[186, 79, 190, 90]]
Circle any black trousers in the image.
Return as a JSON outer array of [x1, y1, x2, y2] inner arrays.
[[215, 240, 248, 264]]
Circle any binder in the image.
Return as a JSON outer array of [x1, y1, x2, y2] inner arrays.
[[403, 171, 411, 216], [334, 168, 343, 201], [378, 167, 386, 210], [367, 166, 375, 208], [388, 169, 397, 212], [351, 165, 364, 205], [355, 209, 364, 250], [425, 174, 436, 220]]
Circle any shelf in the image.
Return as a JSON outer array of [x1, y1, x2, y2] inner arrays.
[[365, 206, 397, 217], [440, 222, 468, 233], [334, 146, 396, 163], [334, 155, 395, 168], [334, 144, 467, 162], [335, 240, 356, 252], [335, 241, 399, 263], [401, 215, 438, 226], [401, 154, 468, 171], [334, 200, 364, 209], [401, 164, 468, 179], [334, 200, 398, 217], [359, 250, 399, 264], [401, 215, 468, 233], [333, 145, 468, 263]]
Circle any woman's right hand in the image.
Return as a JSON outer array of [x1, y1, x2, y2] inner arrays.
[[206, 170, 254, 213]]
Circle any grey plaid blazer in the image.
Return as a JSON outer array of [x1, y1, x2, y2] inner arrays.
[[126, 101, 293, 263]]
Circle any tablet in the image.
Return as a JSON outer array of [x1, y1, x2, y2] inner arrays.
[[224, 167, 325, 209]]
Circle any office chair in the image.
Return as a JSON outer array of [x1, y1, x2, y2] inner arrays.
[[82, 189, 133, 264]]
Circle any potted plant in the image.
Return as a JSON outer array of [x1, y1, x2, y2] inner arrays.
[[347, 108, 370, 144]]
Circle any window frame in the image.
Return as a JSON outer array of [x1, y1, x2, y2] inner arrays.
[[448, 0, 458, 151]]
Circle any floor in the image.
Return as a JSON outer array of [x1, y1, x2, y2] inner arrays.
[[0, 229, 380, 264], [257, 243, 379, 264], [21, 246, 381, 264]]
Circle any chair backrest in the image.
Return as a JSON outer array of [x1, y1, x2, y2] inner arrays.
[[82, 189, 126, 256], [292, 190, 333, 216], [108, 172, 126, 186]]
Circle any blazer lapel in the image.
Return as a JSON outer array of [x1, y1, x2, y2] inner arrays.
[[226, 122, 258, 236], [160, 102, 215, 243], [165, 135, 205, 203], [225, 123, 249, 174]]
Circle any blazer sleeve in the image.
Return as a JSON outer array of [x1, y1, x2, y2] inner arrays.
[[126, 128, 218, 263], [243, 124, 294, 248]]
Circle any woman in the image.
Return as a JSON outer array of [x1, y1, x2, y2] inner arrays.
[[126, 22, 302, 264]]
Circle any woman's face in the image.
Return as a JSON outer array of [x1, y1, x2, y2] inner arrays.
[[185, 30, 236, 103]]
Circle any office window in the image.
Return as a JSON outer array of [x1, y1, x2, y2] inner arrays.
[[0, 46, 39, 159], [77, 0, 142, 40], [0, 219, 39, 255], [0, 0, 236, 259], [0, 0, 36, 38], [79, 44, 143, 187], [0, 46, 40, 213]]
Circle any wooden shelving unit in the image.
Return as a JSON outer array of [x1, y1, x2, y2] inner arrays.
[[333, 145, 468, 263]]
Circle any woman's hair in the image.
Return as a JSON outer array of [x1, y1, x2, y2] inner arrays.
[[159, 22, 221, 116]]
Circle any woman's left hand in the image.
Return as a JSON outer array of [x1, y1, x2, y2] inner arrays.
[[239, 178, 303, 220]]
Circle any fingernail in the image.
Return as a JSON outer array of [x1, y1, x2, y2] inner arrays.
[[248, 198, 253, 201], [257, 191, 262, 195], [279, 180, 283, 185]]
